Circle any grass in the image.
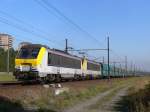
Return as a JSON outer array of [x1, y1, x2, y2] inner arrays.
[[84, 76, 150, 112], [28, 77, 141, 111], [115, 77, 150, 112], [0, 76, 149, 112], [0, 96, 57, 112], [0, 74, 16, 81]]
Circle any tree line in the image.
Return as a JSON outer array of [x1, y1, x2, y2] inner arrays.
[[0, 48, 17, 72]]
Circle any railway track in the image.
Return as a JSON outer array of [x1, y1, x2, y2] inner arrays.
[[0, 77, 126, 86], [0, 80, 39, 86], [0, 81, 23, 85]]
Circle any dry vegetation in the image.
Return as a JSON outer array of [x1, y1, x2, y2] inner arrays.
[[115, 76, 150, 112], [0, 76, 149, 112]]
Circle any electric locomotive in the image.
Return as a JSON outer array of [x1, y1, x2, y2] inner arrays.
[[13, 44, 101, 82]]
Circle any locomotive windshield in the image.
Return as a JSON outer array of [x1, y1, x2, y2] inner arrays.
[[16, 46, 41, 59]]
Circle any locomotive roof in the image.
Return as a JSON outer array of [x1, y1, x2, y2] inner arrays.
[[20, 44, 46, 48], [87, 59, 101, 65], [21, 44, 102, 64], [49, 48, 82, 60]]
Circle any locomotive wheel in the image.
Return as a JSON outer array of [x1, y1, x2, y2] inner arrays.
[[74, 75, 80, 81], [47, 74, 55, 82], [40, 77, 48, 84], [55, 74, 61, 83], [81, 76, 85, 80]]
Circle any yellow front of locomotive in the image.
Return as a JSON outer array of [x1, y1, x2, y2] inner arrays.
[[13, 44, 46, 80]]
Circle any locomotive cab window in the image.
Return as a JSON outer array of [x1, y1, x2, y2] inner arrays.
[[16, 46, 41, 59], [31, 49, 40, 58]]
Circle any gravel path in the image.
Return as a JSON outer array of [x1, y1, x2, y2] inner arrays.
[[63, 85, 130, 112], [93, 86, 130, 112]]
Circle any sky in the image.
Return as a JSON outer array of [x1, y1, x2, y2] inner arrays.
[[0, 0, 150, 71]]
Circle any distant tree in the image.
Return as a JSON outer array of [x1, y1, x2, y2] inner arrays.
[[9, 48, 17, 71], [0, 48, 17, 72], [0, 48, 6, 71]]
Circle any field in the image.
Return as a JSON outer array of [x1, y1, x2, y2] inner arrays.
[[0, 73, 16, 81], [0, 76, 149, 112]]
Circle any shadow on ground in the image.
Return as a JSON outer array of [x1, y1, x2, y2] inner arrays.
[[0, 96, 57, 112]]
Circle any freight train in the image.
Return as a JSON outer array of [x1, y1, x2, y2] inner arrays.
[[13, 44, 130, 82]]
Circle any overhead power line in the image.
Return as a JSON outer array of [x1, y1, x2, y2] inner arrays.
[[35, 0, 105, 47], [35, 0, 125, 64], [0, 16, 63, 48], [68, 48, 107, 52], [35, 0, 124, 61], [0, 10, 64, 47], [35, 0, 124, 63], [8, 32, 35, 43]]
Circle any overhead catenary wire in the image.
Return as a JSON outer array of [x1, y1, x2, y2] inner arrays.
[[8, 32, 36, 44], [35, 0, 128, 65], [0, 10, 65, 46], [0, 16, 64, 48], [0, 10, 64, 48], [1, 1, 131, 70], [35, 0, 106, 48]]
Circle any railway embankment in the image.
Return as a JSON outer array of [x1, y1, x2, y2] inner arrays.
[[0, 76, 149, 112]]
